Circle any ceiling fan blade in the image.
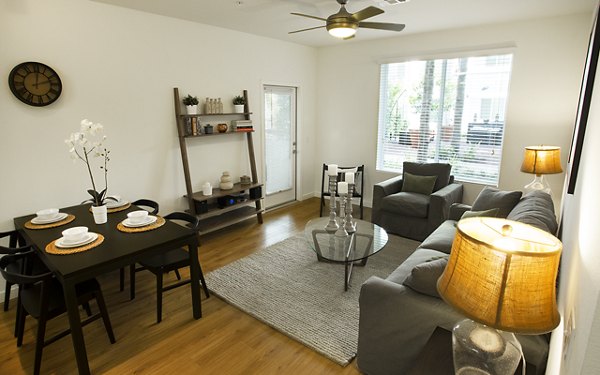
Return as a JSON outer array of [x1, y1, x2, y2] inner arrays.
[[288, 25, 326, 34], [343, 34, 356, 40], [359, 22, 406, 32], [351, 6, 384, 22], [290, 12, 327, 22]]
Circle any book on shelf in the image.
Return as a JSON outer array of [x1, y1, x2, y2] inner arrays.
[[191, 117, 198, 135]]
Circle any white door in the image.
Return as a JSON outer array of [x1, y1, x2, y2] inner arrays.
[[263, 85, 297, 208]]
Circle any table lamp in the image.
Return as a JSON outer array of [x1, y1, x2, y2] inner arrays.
[[437, 217, 562, 375], [520, 146, 562, 195]]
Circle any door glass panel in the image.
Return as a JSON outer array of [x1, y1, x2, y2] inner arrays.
[[265, 87, 293, 195]]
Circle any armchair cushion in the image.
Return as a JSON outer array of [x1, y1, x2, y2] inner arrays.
[[471, 186, 522, 218], [404, 162, 452, 192], [403, 256, 449, 298], [401, 172, 437, 195], [382, 192, 430, 218]]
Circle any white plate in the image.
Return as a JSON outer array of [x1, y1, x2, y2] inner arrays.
[[122, 215, 157, 228], [55, 232, 99, 248], [106, 200, 129, 209], [31, 212, 68, 224]]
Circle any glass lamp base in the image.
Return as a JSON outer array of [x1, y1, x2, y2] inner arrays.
[[452, 319, 522, 375], [524, 174, 552, 195]]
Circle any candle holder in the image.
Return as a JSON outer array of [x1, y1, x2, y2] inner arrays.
[[325, 175, 339, 233], [345, 184, 356, 233], [335, 193, 349, 237]]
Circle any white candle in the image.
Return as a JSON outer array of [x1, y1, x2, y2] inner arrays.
[[338, 181, 348, 194], [345, 172, 355, 184], [328, 164, 338, 176]]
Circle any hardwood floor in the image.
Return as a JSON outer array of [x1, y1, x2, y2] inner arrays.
[[0, 198, 366, 374]]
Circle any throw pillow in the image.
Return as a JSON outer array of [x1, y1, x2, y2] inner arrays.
[[401, 172, 438, 195], [403, 256, 449, 298], [460, 208, 500, 220], [471, 187, 522, 218]]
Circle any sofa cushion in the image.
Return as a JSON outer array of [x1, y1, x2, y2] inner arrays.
[[507, 191, 558, 234], [461, 208, 500, 219], [401, 172, 437, 195], [387, 248, 447, 285], [403, 256, 449, 298], [418, 220, 457, 254], [471, 187, 522, 218], [403, 162, 451, 192], [382, 192, 430, 218]]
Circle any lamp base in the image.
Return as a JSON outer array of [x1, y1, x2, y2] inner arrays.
[[452, 319, 522, 375], [524, 174, 552, 195]]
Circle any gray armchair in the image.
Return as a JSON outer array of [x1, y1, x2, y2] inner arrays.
[[372, 162, 463, 241]]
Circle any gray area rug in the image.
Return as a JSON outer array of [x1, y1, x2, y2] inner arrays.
[[205, 233, 420, 366]]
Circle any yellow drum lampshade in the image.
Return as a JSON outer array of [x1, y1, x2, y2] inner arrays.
[[520, 146, 563, 176], [437, 217, 562, 334]]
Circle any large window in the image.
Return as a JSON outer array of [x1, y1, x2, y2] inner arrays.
[[376, 53, 513, 185]]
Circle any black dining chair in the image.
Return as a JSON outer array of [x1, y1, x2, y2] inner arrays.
[[129, 212, 209, 323], [1, 230, 49, 312], [118, 199, 160, 293], [320, 164, 365, 219], [0, 251, 116, 375]]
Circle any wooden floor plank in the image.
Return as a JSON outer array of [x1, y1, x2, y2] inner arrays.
[[0, 198, 366, 374]]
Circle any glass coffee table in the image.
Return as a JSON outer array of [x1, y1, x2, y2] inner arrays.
[[304, 217, 388, 291]]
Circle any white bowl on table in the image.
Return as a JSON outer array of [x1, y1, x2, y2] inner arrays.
[[36, 208, 59, 221], [62, 226, 89, 243], [127, 210, 149, 224]]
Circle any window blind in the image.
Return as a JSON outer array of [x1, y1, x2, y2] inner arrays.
[[376, 53, 513, 185]]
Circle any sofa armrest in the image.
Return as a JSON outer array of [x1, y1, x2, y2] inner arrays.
[[372, 175, 404, 224], [357, 276, 463, 375], [428, 183, 463, 228], [449, 203, 472, 221]]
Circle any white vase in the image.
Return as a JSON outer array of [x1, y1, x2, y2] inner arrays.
[[91, 204, 108, 224], [186, 105, 198, 115], [234, 104, 245, 113]]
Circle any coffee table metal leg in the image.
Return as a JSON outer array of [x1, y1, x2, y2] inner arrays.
[[344, 234, 356, 291]]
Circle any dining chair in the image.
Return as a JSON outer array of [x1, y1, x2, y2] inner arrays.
[[129, 212, 210, 323], [1, 230, 49, 312], [320, 164, 365, 219], [0, 251, 116, 375], [119, 198, 160, 293]]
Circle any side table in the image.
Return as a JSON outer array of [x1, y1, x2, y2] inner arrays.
[[407, 327, 534, 375]]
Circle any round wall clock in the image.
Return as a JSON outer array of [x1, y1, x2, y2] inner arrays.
[[8, 61, 62, 107]]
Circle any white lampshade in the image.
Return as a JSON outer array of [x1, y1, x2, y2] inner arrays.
[[327, 25, 357, 38]]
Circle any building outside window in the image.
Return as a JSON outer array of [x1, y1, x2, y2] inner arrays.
[[376, 53, 513, 185]]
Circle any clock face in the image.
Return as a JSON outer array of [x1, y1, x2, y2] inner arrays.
[[8, 62, 62, 107]]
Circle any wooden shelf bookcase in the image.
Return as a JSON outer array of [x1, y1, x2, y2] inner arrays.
[[173, 87, 263, 235]]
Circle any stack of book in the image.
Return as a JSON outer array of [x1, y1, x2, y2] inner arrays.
[[232, 120, 253, 132]]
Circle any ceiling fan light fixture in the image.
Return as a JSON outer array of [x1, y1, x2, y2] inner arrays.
[[328, 25, 357, 38]]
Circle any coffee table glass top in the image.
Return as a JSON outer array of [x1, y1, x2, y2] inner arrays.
[[304, 217, 388, 262]]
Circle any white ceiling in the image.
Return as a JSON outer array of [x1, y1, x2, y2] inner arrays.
[[93, 0, 597, 47]]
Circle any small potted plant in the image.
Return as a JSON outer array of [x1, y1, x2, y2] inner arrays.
[[233, 95, 246, 113], [183, 94, 199, 115]]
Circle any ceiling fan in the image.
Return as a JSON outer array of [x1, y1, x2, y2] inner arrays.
[[289, 0, 405, 39]]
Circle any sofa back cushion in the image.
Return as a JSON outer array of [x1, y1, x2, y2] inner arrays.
[[471, 186, 522, 218], [507, 191, 558, 234], [403, 162, 451, 192]]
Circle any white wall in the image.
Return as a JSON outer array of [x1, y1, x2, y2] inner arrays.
[[0, 0, 317, 293], [316, 14, 590, 206], [547, 13, 600, 373]]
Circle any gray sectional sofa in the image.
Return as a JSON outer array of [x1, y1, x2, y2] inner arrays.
[[357, 189, 558, 375]]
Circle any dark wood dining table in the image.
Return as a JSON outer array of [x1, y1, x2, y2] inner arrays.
[[13, 203, 202, 375]]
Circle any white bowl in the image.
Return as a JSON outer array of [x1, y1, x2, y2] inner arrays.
[[62, 226, 88, 243], [36, 208, 59, 221], [127, 210, 148, 224]]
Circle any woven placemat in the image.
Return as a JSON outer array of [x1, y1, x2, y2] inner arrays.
[[117, 216, 166, 233], [45, 234, 105, 255], [24, 214, 76, 230], [87, 202, 132, 214]]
